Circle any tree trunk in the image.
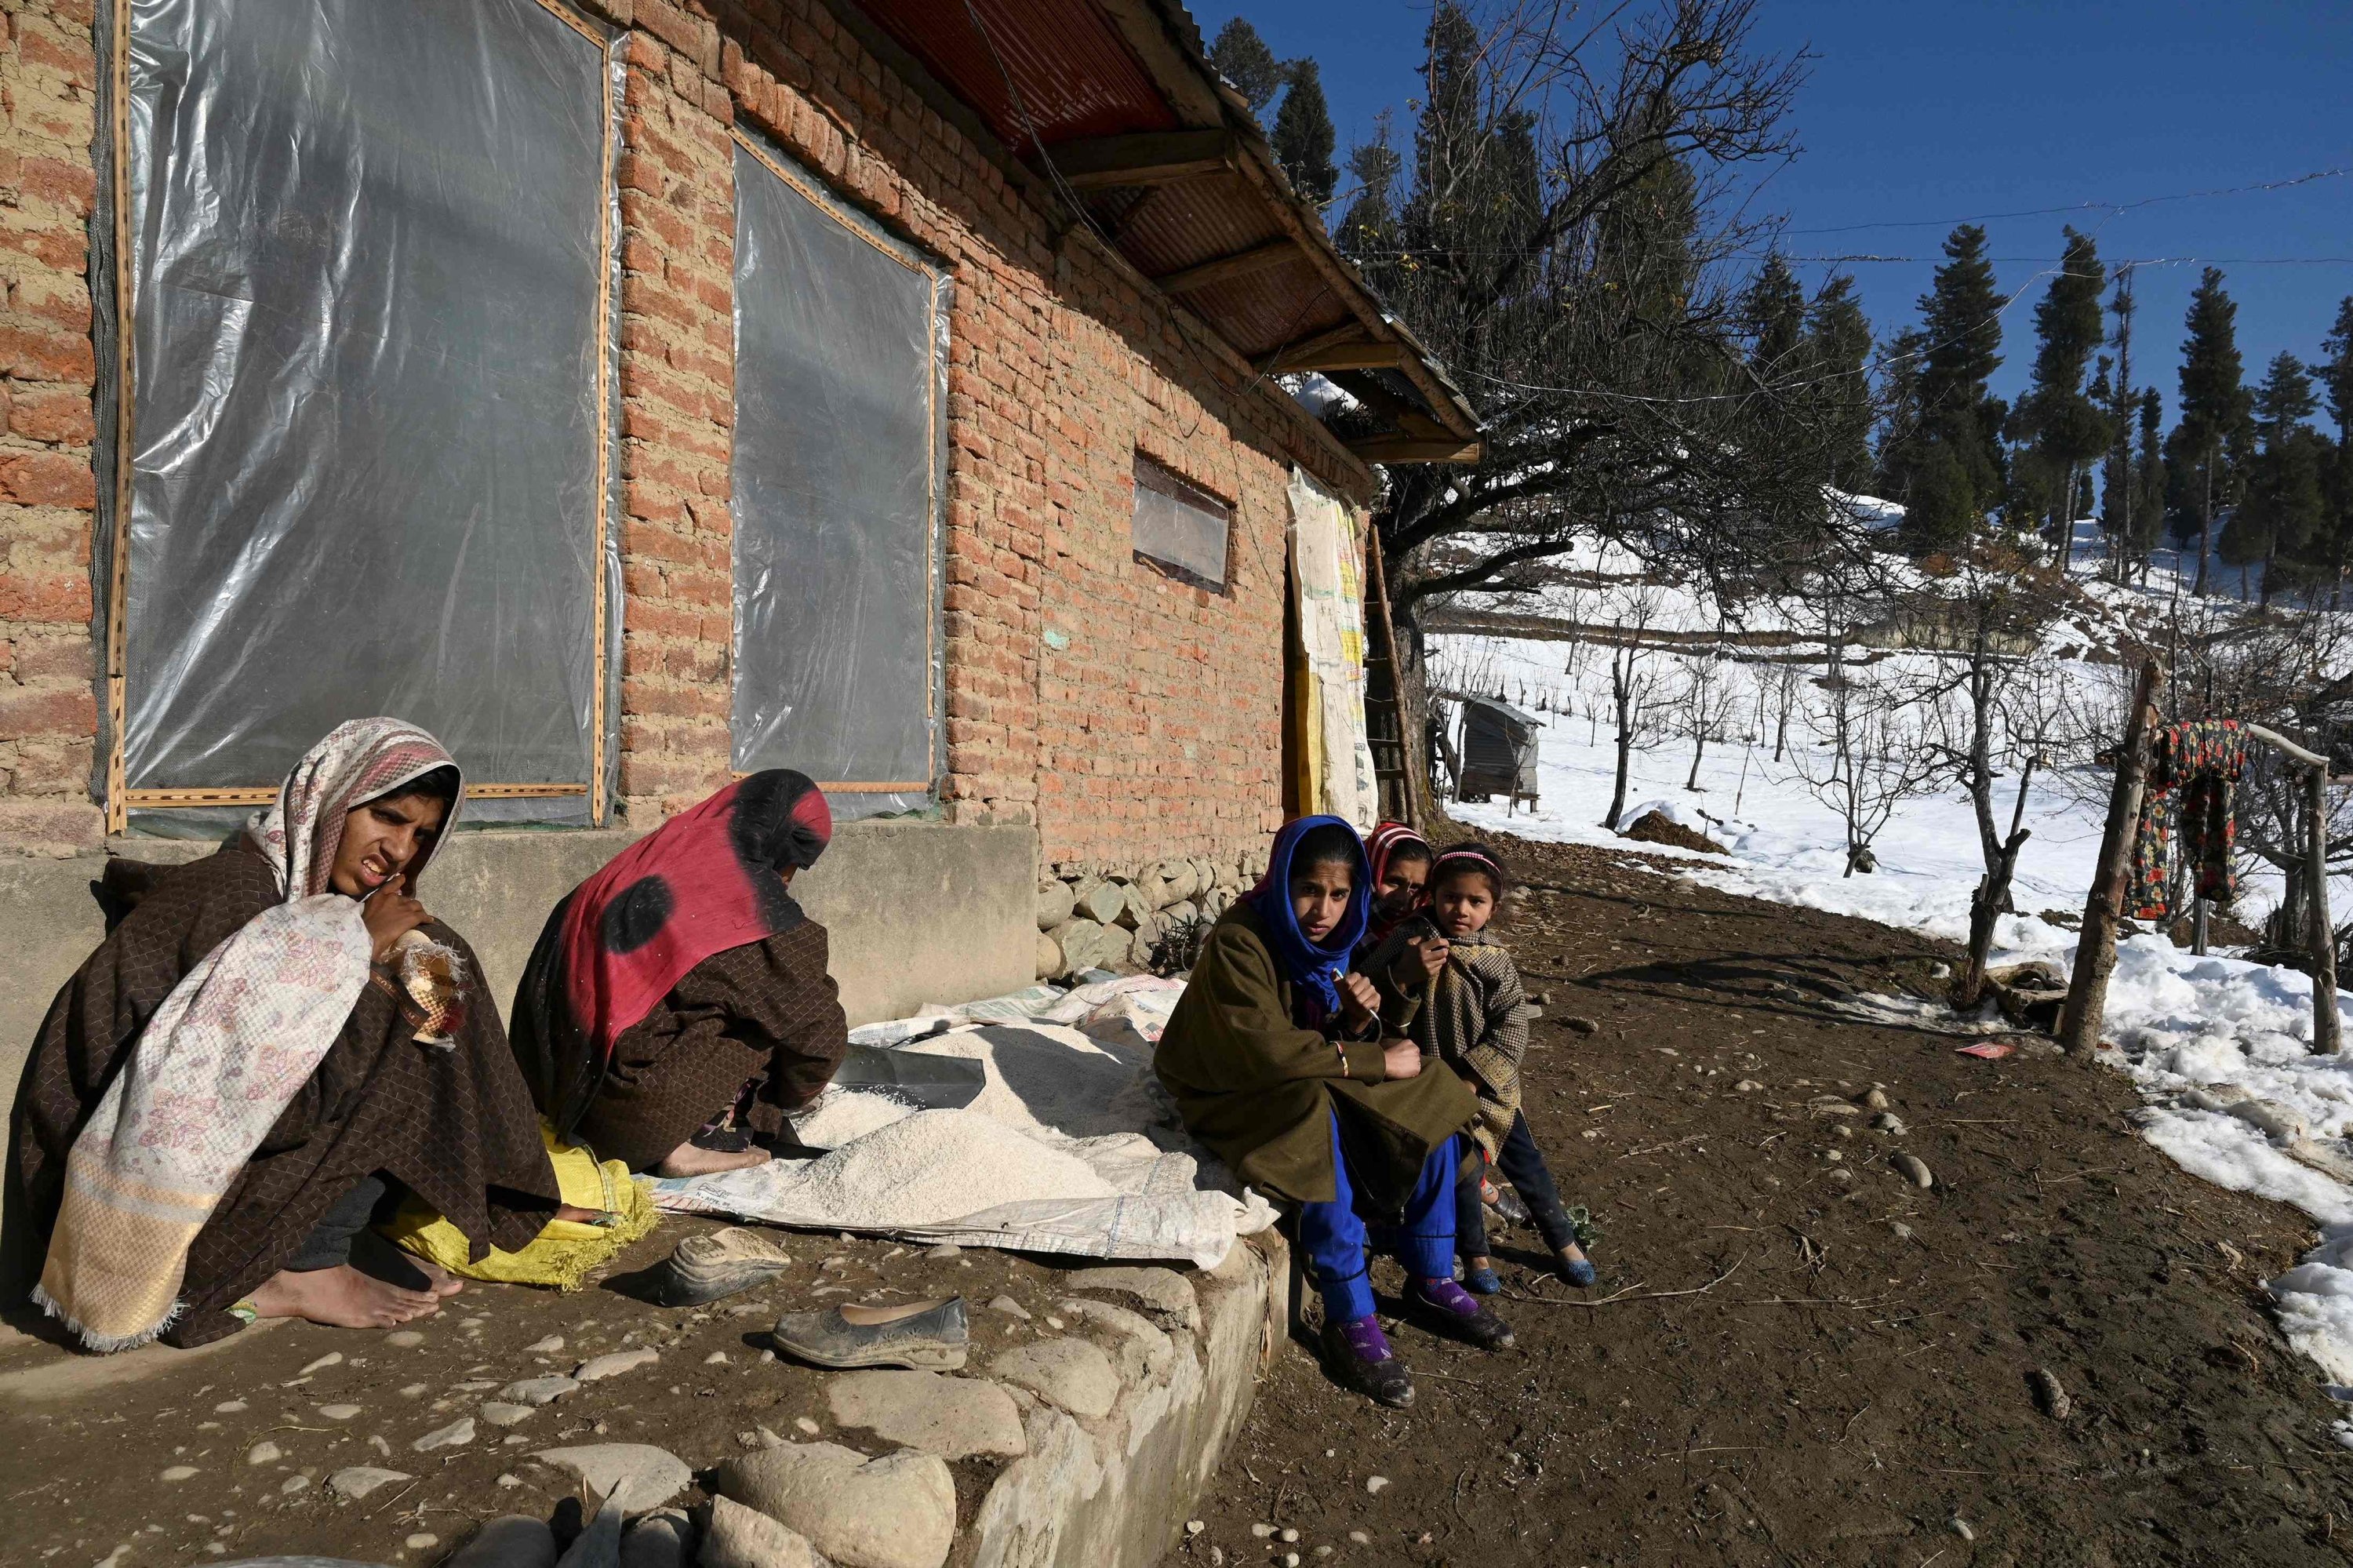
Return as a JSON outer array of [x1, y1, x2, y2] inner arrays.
[[2194, 456, 2213, 596], [2059, 659, 2162, 1055], [1685, 734, 1705, 791]]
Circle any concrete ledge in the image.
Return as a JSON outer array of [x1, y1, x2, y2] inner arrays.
[[969, 1231, 1287, 1567]]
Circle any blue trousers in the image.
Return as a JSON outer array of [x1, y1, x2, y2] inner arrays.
[[1299, 1114, 1462, 1323]]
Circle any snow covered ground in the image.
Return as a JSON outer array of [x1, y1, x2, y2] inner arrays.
[[1427, 537, 2353, 1399]]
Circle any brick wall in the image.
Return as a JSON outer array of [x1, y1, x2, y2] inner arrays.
[[0, 0, 1373, 873], [0, 0, 101, 854]]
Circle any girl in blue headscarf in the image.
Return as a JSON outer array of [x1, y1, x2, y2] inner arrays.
[[1155, 817, 1510, 1408]]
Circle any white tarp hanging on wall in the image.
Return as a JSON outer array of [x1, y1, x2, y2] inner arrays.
[[1286, 467, 1380, 830]]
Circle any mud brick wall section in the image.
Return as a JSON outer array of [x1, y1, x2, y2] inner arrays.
[[0, 0, 1373, 869]]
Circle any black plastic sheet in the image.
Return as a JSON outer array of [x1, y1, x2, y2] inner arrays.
[[118, 0, 613, 795], [730, 139, 946, 792]]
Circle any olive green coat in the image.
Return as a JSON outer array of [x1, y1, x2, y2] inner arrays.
[[1155, 903, 1477, 1213]]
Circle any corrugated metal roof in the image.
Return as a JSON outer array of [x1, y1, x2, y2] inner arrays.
[[853, 0, 1483, 460]]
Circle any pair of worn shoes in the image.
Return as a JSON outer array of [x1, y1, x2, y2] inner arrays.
[[1461, 1248, 1597, 1295], [1320, 1279, 1514, 1409], [640, 1228, 971, 1371]]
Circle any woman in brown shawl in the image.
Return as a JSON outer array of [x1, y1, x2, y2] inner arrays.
[[507, 770, 849, 1177], [11, 719, 564, 1348], [1155, 816, 1509, 1409]]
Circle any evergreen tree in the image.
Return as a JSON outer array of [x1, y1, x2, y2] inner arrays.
[[1208, 18, 1285, 118], [2131, 389, 2168, 569], [1743, 252, 1806, 375], [1874, 328, 1926, 497], [2175, 267, 2250, 594], [1333, 130, 1401, 264], [1805, 276, 1875, 492], [2318, 297, 2353, 602], [1271, 59, 1337, 204], [1889, 225, 2006, 551], [2240, 351, 2322, 602], [2019, 227, 2108, 571], [2099, 267, 2144, 580]]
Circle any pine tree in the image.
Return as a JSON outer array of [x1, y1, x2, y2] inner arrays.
[[1890, 225, 2006, 551], [2318, 297, 2353, 602], [1208, 18, 1285, 118], [2175, 267, 2250, 595], [1744, 253, 1806, 376], [2241, 351, 2321, 603], [1271, 59, 1337, 205], [1806, 276, 1875, 492], [2132, 389, 2167, 570], [2020, 227, 2108, 572], [2100, 267, 2143, 580], [1334, 130, 1401, 267]]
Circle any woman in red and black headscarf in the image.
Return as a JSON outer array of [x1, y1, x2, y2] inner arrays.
[[508, 771, 849, 1177]]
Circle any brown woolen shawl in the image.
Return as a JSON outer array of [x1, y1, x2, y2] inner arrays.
[[10, 845, 560, 1345]]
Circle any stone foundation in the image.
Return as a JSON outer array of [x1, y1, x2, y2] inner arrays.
[[1034, 854, 1254, 980]]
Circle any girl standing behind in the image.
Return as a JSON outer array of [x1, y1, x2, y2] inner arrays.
[[1368, 843, 1597, 1291]]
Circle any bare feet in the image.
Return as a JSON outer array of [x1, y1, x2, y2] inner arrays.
[[247, 1264, 442, 1330], [555, 1203, 605, 1224], [653, 1140, 773, 1178], [406, 1255, 466, 1299]]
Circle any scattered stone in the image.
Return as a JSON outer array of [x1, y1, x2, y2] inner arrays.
[[453, 1379, 500, 1392], [1185, 1521, 1204, 1536], [524, 1335, 566, 1355], [413, 1417, 477, 1452], [1861, 1088, 1891, 1111], [1893, 1154, 1935, 1189], [1733, 1079, 1765, 1093], [446, 1515, 556, 1568], [316, 1403, 363, 1421], [1823, 1149, 1843, 1162], [325, 1464, 414, 1503], [1283, 1555, 1300, 1567], [246, 1442, 282, 1466], [574, 1348, 660, 1382], [1562, 1016, 1600, 1035], [213, 1399, 248, 1413], [1366, 1475, 1390, 1495], [498, 1474, 522, 1490], [1349, 1532, 1371, 1546], [1065, 1266, 1201, 1331], [700, 1495, 816, 1568], [712, 1442, 957, 1568], [991, 1339, 1118, 1420], [530, 1443, 693, 1513], [279, 1474, 311, 1496], [1280, 1527, 1300, 1543], [987, 1296, 1031, 1321], [160, 1465, 199, 1483], [1251, 1524, 1275, 1539], [1055, 1297, 1173, 1388], [1951, 1517, 1976, 1542], [924, 1243, 961, 1259], [480, 1402, 536, 1428], [705, 1352, 730, 1365], [387, 1330, 426, 1348], [400, 1383, 430, 1398], [825, 1370, 1026, 1459], [501, 1374, 580, 1406], [557, 1498, 624, 1568], [300, 1351, 345, 1375], [2029, 1367, 2072, 1421], [793, 1417, 820, 1436], [406, 1534, 440, 1552], [1871, 1111, 1907, 1134], [1890, 1221, 1915, 1240]]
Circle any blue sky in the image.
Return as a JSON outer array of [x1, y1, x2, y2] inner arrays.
[[1191, 1, 2353, 416]]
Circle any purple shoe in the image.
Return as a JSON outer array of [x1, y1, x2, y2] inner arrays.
[[1319, 1315, 1415, 1408], [1407, 1277, 1515, 1350]]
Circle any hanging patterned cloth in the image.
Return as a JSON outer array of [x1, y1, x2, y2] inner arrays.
[[2127, 720, 2246, 922]]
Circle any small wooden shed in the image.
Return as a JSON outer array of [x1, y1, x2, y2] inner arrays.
[[1455, 696, 1542, 810]]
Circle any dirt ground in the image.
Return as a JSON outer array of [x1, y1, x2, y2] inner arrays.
[[1169, 831, 2353, 1568]]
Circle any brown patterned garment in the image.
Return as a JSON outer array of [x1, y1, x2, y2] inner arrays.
[[1366, 919, 1533, 1160], [570, 920, 849, 1172], [11, 844, 562, 1346]]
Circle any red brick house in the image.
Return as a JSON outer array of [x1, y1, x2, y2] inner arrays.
[[0, 0, 1478, 1046]]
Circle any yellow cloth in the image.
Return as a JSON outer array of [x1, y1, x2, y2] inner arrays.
[[383, 1124, 657, 1291]]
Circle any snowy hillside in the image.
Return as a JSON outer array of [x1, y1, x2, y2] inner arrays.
[[1424, 526, 2353, 1401]]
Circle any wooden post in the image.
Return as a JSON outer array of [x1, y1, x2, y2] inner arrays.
[[1362, 535, 1426, 831], [2058, 658, 2162, 1056], [2310, 763, 2341, 1054]]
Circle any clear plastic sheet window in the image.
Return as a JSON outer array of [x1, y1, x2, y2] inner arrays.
[[1132, 453, 1232, 591], [730, 135, 947, 801], [107, 0, 616, 822]]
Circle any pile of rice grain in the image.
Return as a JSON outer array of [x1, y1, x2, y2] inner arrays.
[[789, 1108, 1115, 1225]]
